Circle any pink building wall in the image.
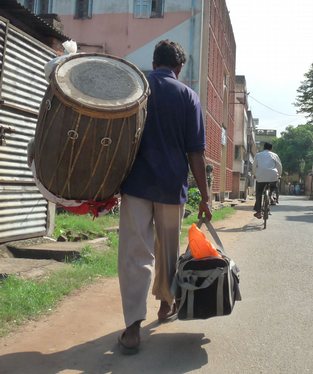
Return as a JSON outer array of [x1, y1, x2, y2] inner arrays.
[[59, 13, 191, 58]]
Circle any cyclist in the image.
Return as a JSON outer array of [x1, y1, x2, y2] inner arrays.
[[252, 142, 282, 219]]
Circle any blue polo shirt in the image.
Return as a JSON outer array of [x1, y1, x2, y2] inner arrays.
[[121, 68, 205, 204]]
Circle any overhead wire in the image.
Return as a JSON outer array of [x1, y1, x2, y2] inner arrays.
[[248, 94, 306, 117]]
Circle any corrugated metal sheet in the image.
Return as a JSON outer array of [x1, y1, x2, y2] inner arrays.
[[2, 23, 55, 113], [0, 18, 56, 243], [0, 184, 47, 241]]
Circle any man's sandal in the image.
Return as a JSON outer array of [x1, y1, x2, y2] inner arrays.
[[157, 302, 177, 322], [118, 331, 140, 355], [118, 321, 141, 355]]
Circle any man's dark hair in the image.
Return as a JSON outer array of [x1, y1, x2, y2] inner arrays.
[[264, 142, 273, 150], [153, 40, 186, 68]]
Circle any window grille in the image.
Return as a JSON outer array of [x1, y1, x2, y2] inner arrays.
[[75, 0, 93, 19], [24, 0, 53, 14], [24, 0, 35, 12], [134, 0, 164, 19], [151, 0, 164, 18]]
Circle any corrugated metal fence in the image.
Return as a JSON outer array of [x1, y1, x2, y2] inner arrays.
[[0, 16, 56, 243]]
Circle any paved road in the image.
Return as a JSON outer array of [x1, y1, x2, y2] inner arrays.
[[0, 196, 312, 373], [193, 195, 313, 374]]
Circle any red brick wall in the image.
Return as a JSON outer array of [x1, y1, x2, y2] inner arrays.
[[205, 0, 236, 196]]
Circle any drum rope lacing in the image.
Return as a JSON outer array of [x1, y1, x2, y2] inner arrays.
[[36, 98, 62, 184], [79, 118, 114, 198], [93, 117, 127, 200], [65, 113, 85, 196]]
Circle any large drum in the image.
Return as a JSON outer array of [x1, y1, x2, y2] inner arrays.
[[34, 53, 149, 201]]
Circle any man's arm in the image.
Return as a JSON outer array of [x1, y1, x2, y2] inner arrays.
[[252, 154, 258, 177], [188, 150, 212, 220], [275, 155, 282, 176]]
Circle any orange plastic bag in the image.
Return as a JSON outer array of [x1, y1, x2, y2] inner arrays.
[[188, 223, 221, 259]]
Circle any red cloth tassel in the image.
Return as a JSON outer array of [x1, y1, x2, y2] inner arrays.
[[61, 196, 119, 218]]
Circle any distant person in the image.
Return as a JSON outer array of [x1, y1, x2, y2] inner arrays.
[[295, 184, 300, 195], [117, 40, 212, 354], [252, 142, 282, 218]]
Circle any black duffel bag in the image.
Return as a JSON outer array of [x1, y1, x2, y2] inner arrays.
[[172, 218, 241, 320]]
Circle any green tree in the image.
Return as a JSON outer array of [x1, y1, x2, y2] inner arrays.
[[294, 63, 313, 123], [273, 124, 313, 177]]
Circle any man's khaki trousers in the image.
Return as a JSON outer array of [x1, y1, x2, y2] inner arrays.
[[118, 194, 184, 327]]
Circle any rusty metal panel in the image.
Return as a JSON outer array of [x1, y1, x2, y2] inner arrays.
[[0, 19, 56, 243], [0, 179, 49, 243], [0, 107, 36, 183], [0, 184, 47, 242], [1, 24, 55, 113]]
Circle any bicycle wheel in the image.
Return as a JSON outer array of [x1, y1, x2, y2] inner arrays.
[[262, 189, 270, 229]]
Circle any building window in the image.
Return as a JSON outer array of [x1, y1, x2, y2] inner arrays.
[[235, 145, 241, 160], [134, 0, 164, 19], [24, 0, 53, 14], [75, 0, 93, 19], [24, 0, 35, 11], [151, 0, 164, 18]]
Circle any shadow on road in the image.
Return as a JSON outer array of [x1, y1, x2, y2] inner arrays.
[[285, 213, 313, 223], [224, 196, 313, 231], [0, 321, 210, 374]]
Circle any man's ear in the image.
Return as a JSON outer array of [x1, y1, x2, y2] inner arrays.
[[173, 64, 183, 78]]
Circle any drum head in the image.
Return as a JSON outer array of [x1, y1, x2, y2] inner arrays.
[[54, 54, 147, 109]]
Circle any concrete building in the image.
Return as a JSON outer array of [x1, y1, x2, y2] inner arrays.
[[246, 111, 257, 196], [18, 0, 236, 201], [230, 76, 256, 199]]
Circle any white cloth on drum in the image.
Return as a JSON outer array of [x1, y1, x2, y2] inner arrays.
[[30, 161, 83, 207], [44, 40, 77, 82]]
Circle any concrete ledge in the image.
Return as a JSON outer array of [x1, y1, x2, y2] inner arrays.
[[0, 238, 108, 280], [0, 258, 68, 280]]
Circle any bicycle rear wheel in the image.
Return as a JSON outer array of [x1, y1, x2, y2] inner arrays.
[[262, 190, 270, 229]]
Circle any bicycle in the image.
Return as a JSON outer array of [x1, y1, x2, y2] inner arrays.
[[261, 183, 271, 229], [270, 182, 279, 205]]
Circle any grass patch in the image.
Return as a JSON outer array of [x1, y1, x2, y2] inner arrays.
[[52, 212, 119, 240], [0, 235, 118, 337], [0, 206, 235, 337]]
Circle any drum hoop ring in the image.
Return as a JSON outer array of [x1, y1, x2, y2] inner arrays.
[[68, 130, 79, 140], [46, 99, 51, 110], [51, 84, 148, 119], [101, 137, 112, 146]]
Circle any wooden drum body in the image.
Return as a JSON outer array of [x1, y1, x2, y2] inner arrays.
[[34, 53, 149, 201]]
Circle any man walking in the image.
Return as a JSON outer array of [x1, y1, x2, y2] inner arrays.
[[117, 40, 212, 354], [252, 142, 282, 218]]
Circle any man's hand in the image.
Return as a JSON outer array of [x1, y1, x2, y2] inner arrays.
[[198, 200, 212, 221]]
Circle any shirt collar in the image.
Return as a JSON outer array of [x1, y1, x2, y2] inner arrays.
[[151, 67, 177, 80]]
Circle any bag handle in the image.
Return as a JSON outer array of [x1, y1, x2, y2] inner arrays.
[[196, 217, 226, 256]]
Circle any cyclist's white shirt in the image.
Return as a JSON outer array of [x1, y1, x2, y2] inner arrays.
[[252, 150, 282, 182]]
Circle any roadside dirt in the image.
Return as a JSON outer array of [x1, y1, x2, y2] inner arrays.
[[0, 201, 256, 374]]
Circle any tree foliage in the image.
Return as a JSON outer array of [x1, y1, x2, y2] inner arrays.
[[272, 124, 313, 177], [294, 63, 313, 123]]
